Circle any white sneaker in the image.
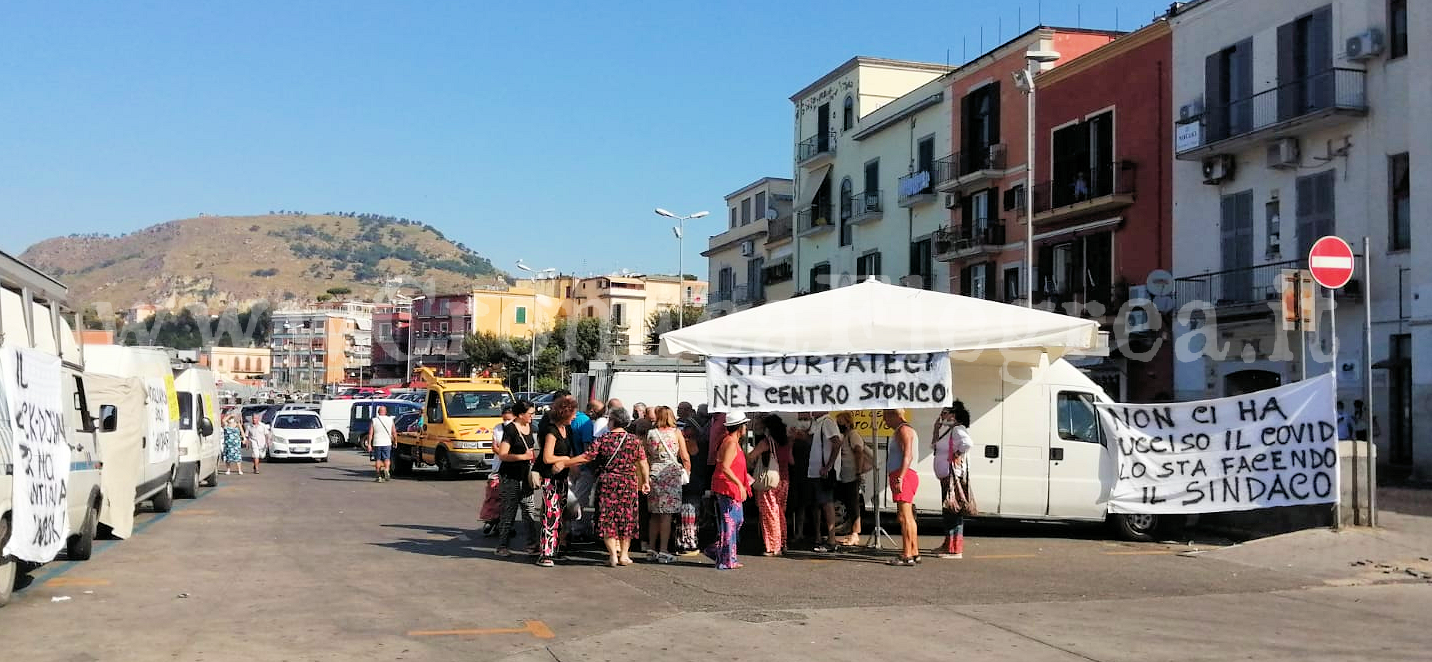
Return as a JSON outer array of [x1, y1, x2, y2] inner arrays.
[[223, 470, 230, 475], [238, 470, 244, 475]]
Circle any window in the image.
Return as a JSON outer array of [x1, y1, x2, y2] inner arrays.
[[584, 306, 594, 318], [421, 322, 431, 334], [864, 159, 879, 196], [1391, 0, 1408, 58], [856, 252, 882, 281], [1277, 6, 1333, 120], [1221, 190, 1255, 302], [1057, 392, 1104, 445], [810, 263, 832, 293], [963, 188, 996, 231], [68, 375, 94, 434], [839, 177, 854, 247], [717, 266, 736, 299], [917, 136, 935, 177], [754, 192, 767, 221], [1206, 38, 1253, 140], [961, 83, 1001, 171], [1390, 153, 1410, 250], [729, 207, 737, 229], [746, 257, 765, 301], [514, 307, 527, 325], [909, 238, 933, 290], [1266, 199, 1282, 257], [439, 321, 449, 333], [1050, 111, 1114, 208], [178, 390, 194, 430], [740, 197, 752, 225], [1003, 266, 1021, 303], [1295, 170, 1336, 258], [612, 303, 625, 327], [959, 262, 992, 299], [842, 95, 854, 130]]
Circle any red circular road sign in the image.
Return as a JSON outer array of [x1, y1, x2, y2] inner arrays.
[[1308, 236, 1355, 289]]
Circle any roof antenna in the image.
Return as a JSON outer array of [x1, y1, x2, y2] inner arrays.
[[979, 25, 984, 52], [945, 48, 950, 67], [962, 35, 967, 62], [998, 16, 1003, 40], [1078, 3, 1082, 28], [1038, 0, 1043, 25], [1017, 7, 1022, 31]]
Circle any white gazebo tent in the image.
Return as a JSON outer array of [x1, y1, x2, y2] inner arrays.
[[660, 279, 1103, 547], [660, 279, 1100, 361]]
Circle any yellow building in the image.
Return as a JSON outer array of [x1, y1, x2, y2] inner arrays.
[[200, 346, 272, 384]]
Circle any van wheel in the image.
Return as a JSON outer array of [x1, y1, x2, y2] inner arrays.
[[393, 454, 414, 476], [436, 448, 457, 480], [66, 498, 99, 561], [152, 480, 174, 513], [204, 469, 220, 488], [1113, 513, 1160, 542], [177, 469, 199, 499], [0, 518, 15, 607], [328, 431, 345, 447]]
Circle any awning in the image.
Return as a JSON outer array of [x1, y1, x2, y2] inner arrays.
[[797, 164, 832, 209]]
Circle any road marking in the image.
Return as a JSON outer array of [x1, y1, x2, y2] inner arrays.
[[1103, 550, 1176, 556], [174, 509, 217, 516], [970, 554, 1039, 560], [408, 620, 554, 639], [45, 577, 111, 587]]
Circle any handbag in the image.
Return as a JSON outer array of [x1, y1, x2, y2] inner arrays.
[[656, 429, 690, 485], [941, 455, 978, 516], [751, 451, 781, 492], [521, 429, 543, 491], [564, 483, 582, 520]]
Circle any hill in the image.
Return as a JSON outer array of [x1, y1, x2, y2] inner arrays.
[[20, 213, 504, 311]]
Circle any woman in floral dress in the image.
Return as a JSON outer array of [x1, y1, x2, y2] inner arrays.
[[584, 406, 649, 567], [221, 415, 244, 475], [644, 406, 691, 564]]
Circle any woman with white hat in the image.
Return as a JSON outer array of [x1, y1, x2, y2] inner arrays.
[[704, 411, 752, 570]]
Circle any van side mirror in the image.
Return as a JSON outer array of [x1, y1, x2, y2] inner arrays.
[[99, 405, 119, 433], [199, 418, 215, 437]]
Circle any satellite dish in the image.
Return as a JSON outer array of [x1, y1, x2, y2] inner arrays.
[[1145, 269, 1175, 297], [765, 207, 779, 221]]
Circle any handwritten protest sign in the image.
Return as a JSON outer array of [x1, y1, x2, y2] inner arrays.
[[144, 377, 175, 465], [707, 353, 952, 413], [1098, 374, 1338, 514], [1, 347, 71, 563]]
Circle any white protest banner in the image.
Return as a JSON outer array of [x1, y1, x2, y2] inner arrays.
[[1, 347, 71, 563], [707, 353, 952, 413], [143, 377, 174, 465], [1098, 373, 1338, 515]]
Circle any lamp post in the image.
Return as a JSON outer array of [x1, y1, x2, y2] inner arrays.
[[515, 261, 555, 393], [283, 322, 294, 393], [653, 208, 710, 332], [1013, 48, 1060, 308]]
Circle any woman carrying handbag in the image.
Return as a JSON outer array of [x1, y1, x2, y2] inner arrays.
[[747, 414, 792, 556], [933, 402, 975, 559]]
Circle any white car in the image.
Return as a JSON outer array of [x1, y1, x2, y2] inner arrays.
[[268, 411, 329, 462]]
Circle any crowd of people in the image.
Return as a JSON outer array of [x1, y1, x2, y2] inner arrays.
[[475, 391, 979, 569]]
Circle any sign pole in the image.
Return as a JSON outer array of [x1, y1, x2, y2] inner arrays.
[[1363, 236, 1377, 526], [1299, 274, 1308, 381], [1333, 285, 1351, 527]]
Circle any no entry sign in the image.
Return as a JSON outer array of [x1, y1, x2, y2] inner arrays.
[[1308, 236, 1355, 289]]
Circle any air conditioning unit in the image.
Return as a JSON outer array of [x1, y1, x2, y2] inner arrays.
[[739, 240, 755, 257], [944, 193, 960, 209], [1202, 155, 1235, 184], [1346, 29, 1384, 61], [1179, 99, 1205, 123], [1266, 137, 1300, 169]]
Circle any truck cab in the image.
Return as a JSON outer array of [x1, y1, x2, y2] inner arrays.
[[392, 367, 512, 479]]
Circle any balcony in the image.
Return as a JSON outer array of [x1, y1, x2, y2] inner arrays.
[[1031, 161, 1137, 225], [844, 190, 884, 225], [796, 131, 836, 169], [936, 144, 1008, 193], [709, 289, 733, 304], [934, 221, 1007, 261], [1174, 259, 1306, 317], [767, 215, 793, 244], [897, 171, 937, 207], [1176, 68, 1367, 160], [1033, 285, 1128, 320], [932, 155, 960, 192], [761, 259, 793, 285], [796, 204, 835, 237]]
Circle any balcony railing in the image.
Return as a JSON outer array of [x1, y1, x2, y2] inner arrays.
[[1030, 161, 1137, 221], [796, 204, 835, 235], [959, 143, 1007, 177], [845, 190, 883, 224], [762, 259, 793, 285], [1179, 68, 1367, 158], [709, 290, 733, 304], [932, 155, 959, 191], [897, 171, 936, 207], [934, 221, 1006, 259], [796, 131, 836, 165], [767, 215, 793, 243], [1174, 259, 1306, 311]]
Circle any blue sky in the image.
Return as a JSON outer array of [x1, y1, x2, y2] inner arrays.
[[0, 0, 1174, 279]]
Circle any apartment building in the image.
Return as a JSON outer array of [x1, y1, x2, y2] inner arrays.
[[369, 309, 410, 383], [199, 346, 272, 384], [1168, 0, 1424, 474], [705, 177, 793, 315], [270, 302, 377, 390], [790, 57, 954, 293], [937, 28, 1120, 301], [570, 274, 708, 355], [1028, 21, 1175, 401]]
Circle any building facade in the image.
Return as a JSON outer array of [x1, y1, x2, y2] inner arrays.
[[569, 275, 707, 355], [409, 294, 471, 377], [706, 178, 793, 315], [370, 310, 411, 383], [200, 346, 272, 384], [1031, 21, 1175, 401], [1169, 0, 1424, 474], [269, 302, 377, 390]]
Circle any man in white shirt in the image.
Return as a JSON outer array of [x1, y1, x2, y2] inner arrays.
[[807, 411, 843, 552], [366, 405, 396, 483]]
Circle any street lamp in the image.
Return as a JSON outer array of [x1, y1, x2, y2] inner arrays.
[[653, 208, 709, 332], [1014, 48, 1060, 309], [283, 322, 294, 393], [515, 260, 555, 393]]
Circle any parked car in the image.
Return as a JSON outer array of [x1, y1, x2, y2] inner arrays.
[[393, 411, 423, 434], [268, 411, 329, 461]]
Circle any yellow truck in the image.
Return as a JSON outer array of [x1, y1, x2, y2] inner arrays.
[[392, 367, 513, 479]]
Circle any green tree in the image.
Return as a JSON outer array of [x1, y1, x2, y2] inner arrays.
[[325, 286, 352, 298], [644, 304, 706, 353], [549, 317, 615, 373]]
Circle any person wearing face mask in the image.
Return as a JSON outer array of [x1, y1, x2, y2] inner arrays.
[[932, 402, 974, 559], [833, 412, 868, 546]]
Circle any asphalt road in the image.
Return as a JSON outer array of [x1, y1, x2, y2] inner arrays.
[[2, 448, 1429, 661]]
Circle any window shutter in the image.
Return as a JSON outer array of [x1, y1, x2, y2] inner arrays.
[[1277, 22, 1298, 121], [960, 93, 974, 155], [1205, 52, 1225, 140], [1296, 175, 1316, 257], [1316, 170, 1336, 238], [987, 81, 1001, 146], [1221, 194, 1240, 273]]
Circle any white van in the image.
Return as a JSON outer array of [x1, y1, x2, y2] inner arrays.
[[582, 357, 708, 408], [837, 355, 1153, 541], [81, 345, 180, 513], [319, 398, 418, 447], [1, 251, 105, 607], [172, 365, 221, 497]]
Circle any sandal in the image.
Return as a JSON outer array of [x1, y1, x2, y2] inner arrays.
[[813, 543, 839, 554], [886, 557, 916, 566], [607, 556, 619, 568], [619, 556, 634, 566], [656, 552, 676, 564], [495, 547, 511, 558], [536, 558, 555, 568]]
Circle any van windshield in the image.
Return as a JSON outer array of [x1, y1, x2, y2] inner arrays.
[[443, 391, 512, 418]]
